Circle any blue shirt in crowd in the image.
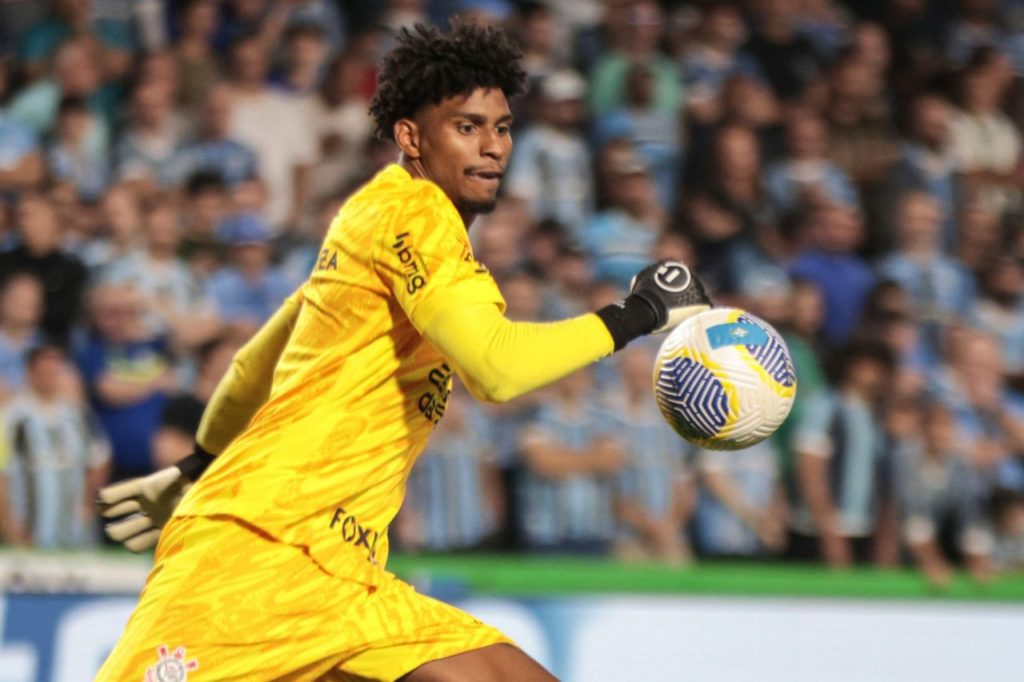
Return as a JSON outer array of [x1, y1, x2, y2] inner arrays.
[[76, 336, 170, 477], [790, 250, 876, 346], [519, 400, 617, 550], [206, 267, 295, 326]]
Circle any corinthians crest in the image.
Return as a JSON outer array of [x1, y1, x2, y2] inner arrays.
[[145, 645, 199, 682]]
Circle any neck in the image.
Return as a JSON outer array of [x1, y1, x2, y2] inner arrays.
[[235, 81, 263, 95], [148, 246, 174, 261], [400, 156, 475, 228], [1, 323, 34, 343]]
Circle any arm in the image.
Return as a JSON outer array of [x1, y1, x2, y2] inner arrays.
[[193, 288, 302, 454], [906, 530, 953, 588], [0, 151, 45, 190], [424, 303, 614, 404], [521, 431, 622, 480], [95, 370, 175, 406], [97, 290, 303, 551], [797, 451, 850, 567], [421, 258, 709, 403]]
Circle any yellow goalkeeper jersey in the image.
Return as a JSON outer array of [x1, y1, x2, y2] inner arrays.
[[175, 164, 505, 584]]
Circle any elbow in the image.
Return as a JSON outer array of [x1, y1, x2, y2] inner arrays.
[[461, 374, 521, 404]]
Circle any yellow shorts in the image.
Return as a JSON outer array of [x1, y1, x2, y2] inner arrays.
[[97, 515, 510, 681]]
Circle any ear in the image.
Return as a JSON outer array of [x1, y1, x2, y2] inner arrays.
[[394, 118, 420, 159]]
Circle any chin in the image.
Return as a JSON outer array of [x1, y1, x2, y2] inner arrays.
[[455, 196, 498, 215]]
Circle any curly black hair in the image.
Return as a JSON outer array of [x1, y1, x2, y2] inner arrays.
[[369, 21, 527, 141]]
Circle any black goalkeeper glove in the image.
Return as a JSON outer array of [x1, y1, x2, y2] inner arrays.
[[596, 260, 712, 351], [96, 447, 215, 552]]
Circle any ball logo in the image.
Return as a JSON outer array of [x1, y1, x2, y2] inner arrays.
[[654, 262, 691, 293], [145, 645, 199, 682]]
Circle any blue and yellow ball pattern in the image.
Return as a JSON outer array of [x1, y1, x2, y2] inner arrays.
[[653, 307, 797, 450]]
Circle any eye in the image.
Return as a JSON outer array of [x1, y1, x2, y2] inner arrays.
[[457, 123, 476, 135], [496, 124, 511, 136]]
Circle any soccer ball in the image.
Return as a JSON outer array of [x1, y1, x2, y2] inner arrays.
[[653, 307, 797, 450]]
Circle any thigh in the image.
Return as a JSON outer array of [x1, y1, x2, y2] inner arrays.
[[97, 516, 374, 682], [336, 574, 513, 681], [402, 643, 557, 682]]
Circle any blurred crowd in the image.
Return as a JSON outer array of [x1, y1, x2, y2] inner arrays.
[[1, 0, 1024, 588]]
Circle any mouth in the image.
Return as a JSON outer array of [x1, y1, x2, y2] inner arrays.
[[465, 168, 504, 184]]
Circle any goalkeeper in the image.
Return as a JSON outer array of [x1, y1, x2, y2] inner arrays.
[[97, 22, 710, 682]]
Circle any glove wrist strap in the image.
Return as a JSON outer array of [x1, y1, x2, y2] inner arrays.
[[595, 295, 659, 352], [176, 445, 217, 482]]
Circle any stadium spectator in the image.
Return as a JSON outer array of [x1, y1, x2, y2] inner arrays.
[[763, 107, 858, 215], [680, 2, 756, 124], [179, 172, 229, 280], [945, 0, 1004, 67], [514, 1, 564, 87], [877, 192, 977, 353], [0, 274, 44, 402], [694, 437, 787, 558], [47, 96, 111, 201], [151, 334, 240, 470], [593, 62, 682, 208], [684, 125, 777, 295], [583, 146, 664, 290], [173, 0, 224, 109], [506, 69, 593, 237], [0, 343, 110, 549], [990, 487, 1024, 572], [797, 0, 853, 61], [7, 38, 114, 145], [473, 201, 529, 281], [17, 0, 133, 81], [932, 328, 1024, 495], [975, 255, 1024, 380], [400, 390, 501, 552], [207, 212, 294, 332], [115, 80, 187, 189], [273, 23, 330, 95], [950, 49, 1023, 215], [0, 193, 88, 345], [225, 31, 317, 231], [822, 52, 900, 192], [956, 200, 1003, 276], [609, 343, 694, 564], [78, 184, 143, 274], [103, 202, 221, 349], [539, 247, 593, 321], [308, 51, 373, 211], [744, 0, 820, 102], [791, 341, 897, 567], [166, 84, 259, 188], [519, 369, 621, 554], [883, 93, 961, 252], [588, 0, 682, 118], [77, 283, 173, 482], [893, 399, 994, 587], [789, 201, 875, 346], [0, 61, 44, 195]]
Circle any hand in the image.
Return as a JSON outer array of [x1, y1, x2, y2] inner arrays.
[[923, 559, 953, 590], [1, 520, 30, 548], [754, 515, 786, 552], [591, 440, 623, 474], [821, 530, 852, 568], [96, 467, 190, 552], [629, 260, 712, 334]]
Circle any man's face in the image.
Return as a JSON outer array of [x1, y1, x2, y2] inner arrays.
[[409, 88, 513, 217]]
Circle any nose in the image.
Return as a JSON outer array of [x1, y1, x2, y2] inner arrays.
[[480, 126, 507, 161]]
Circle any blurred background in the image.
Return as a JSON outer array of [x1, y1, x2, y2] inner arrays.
[[1, 0, 1024, 680]]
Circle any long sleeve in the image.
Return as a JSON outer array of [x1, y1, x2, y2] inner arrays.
[[195, 288, 303, 454], [423, 302, 614, 404]]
